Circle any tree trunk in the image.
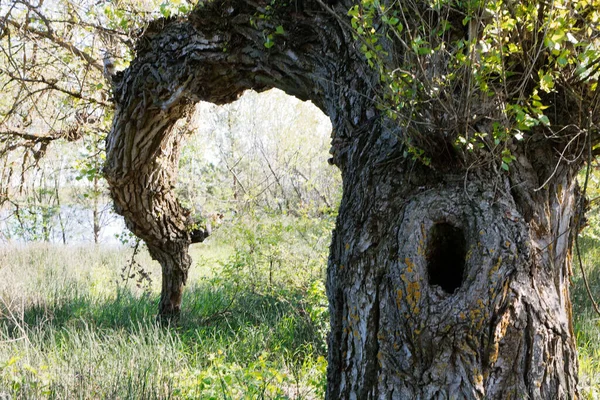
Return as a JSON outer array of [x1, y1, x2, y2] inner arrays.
[[104, 0, 582, 395], [326, 131, 580, 397], [104, 0, 343, 318], [54, 166, 68, 245], [147, 243, 191, 317]]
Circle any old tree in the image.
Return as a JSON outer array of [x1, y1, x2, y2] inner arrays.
[[104, 0, 599, 397]]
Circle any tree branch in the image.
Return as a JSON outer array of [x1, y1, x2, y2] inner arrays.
[[0, 70, 111, 107], [5, 18, 103, 72]]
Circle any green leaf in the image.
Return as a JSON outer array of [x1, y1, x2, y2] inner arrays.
[[264, 35, 274, 48], [275, 25, 285, 35], [159, 3, 171, 18], [538, 114, 550, 126], [347, 5, 359, 17], [539, 71, 555, 92]]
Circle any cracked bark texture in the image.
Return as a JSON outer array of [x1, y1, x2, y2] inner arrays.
[[327, 132, 579, 398], [105, 0, 580, 396]]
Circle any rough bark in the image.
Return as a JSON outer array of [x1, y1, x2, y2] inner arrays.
[[325, 129, 580, 398], [104, 0, 582, 396], [104, 0, 349, 317]]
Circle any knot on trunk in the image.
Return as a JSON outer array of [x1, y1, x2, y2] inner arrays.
[[188, 213, 224, 244]]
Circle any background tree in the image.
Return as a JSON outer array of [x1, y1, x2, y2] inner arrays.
[[0, 0, 194, 242], [104, 0, 600, 398], [179, 90, 336, 216]]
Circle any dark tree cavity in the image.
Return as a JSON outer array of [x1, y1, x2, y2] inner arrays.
[[104, 0, 592, 397], [427, 223, 466, 294]]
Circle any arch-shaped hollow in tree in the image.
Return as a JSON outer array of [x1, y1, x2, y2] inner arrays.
[[104, 0, 359, 318], [179, 88, 337, 226], [426, 222, 466, 294]]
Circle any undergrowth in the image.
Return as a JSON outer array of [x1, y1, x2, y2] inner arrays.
[[0, 213, 332, 399], [2, 214, 600, 398]]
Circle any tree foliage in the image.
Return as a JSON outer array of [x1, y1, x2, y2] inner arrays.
[[0, 0, 197, 206], [348, 0, 600, 170]]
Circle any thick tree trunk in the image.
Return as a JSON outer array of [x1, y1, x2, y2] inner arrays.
[[104, 0, 581, 396], [105, 0, 345, 317], [147, 243, 191, 316], [326, 128, 580, 397], [106, 123, 193, 316]]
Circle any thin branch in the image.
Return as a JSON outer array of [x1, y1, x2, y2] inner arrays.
[[0, 130, 56, 141], [0, 71, 111, 107], [4, 18, 103, 72]]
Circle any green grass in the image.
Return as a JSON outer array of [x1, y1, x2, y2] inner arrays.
[[3, 227, 600, 398], [572, 238, 600, 399], [0, 242, 328, 399]]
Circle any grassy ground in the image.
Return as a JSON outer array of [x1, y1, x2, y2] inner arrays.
[[572, 238, 600, 399], [0, 216, 331, 399], [1, 223, 600, 398]]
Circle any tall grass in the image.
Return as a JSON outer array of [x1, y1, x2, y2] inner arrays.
[[572, 238, 600, 399], [0, 239, 328, 399], [2, 221, 600, 398]]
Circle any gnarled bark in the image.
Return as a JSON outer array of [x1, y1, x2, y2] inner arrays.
[[104, 0, 351, 316], [325, 132, 580, 398], [105, 0, 582, 396]]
